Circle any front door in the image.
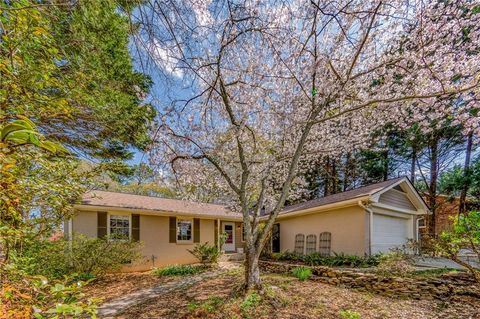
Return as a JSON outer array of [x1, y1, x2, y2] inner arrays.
[[223, 222, 235, 252]]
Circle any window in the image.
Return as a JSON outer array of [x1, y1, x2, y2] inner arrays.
[[109, 215, 130, 239], [319, 232, 331, 256], [294, 234, 305, 255], [306, 234, 317, 254], [177, 218, 193, 241], [241, 224, 246, 242], [417, 217, 426, 228]]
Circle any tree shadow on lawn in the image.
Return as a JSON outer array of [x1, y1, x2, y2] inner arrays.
[[115, 271, 480, 319]]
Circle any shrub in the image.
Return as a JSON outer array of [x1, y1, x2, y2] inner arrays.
[[152, 264, 207, 276], [188, 233, 227, 265], [376, 251, 415, 277], [339, 309, 361, 319], [0, 264, 98, 319], [291, 266, 312, 281], [15, 233, 142, 279], [432, 211, 480, 282], [268, 251, 380, 268]]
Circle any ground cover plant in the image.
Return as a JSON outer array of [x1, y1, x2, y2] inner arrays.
[[153, 264, 208, 277], [291, 266, 313, 281], [267, 251, 381, 268]]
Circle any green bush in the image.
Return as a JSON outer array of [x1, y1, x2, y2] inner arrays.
[[433, 211, 480, 282], [339, 309, 361, 319], [1, 264, 98, 318], [291, 266, 312, 281], [15, 233, 142, 279], [152, 264, 207, 276], [268, 251, 380, 268], [188, 233, 227, 265]]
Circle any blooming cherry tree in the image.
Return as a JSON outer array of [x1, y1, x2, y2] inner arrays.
[[133, 0, 480, 289]]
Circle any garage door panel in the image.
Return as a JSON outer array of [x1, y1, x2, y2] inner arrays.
[[372, 214, 409, 254]]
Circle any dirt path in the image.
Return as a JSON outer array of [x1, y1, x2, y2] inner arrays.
[[97, 262, 240, 318]]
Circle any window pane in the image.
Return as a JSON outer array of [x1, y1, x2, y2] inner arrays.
[[110, 215, 130, 239], [177, 219, 192, 241]]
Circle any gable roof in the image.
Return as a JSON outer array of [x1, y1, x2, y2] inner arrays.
[[78, 190, 241, 219], [278, 177, 427, 217]]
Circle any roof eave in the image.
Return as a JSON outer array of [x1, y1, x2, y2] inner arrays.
[[73, 204, 243, 221], [268, 196, 370, 221]]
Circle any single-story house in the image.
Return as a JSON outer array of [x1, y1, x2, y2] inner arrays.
[[66, 177, 429, 271]]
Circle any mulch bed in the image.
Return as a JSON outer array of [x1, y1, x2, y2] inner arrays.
[[113, 271, 480, 319]]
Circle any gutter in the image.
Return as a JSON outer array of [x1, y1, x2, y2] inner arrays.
[[73, 204, 243, 221], [358, 200, 373, 256], [268, 196, 370, 221]]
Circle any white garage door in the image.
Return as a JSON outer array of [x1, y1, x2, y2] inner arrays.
[[372, 214, 409, 254]]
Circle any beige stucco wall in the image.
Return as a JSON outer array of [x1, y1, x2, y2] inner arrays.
[[132, 215, 215, 271], [70, 210, 218, 271], [277, 205, 367, 256], [71, 210, 97, 238]]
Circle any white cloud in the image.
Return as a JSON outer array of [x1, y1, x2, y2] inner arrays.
[[148, 38, 183, 78]]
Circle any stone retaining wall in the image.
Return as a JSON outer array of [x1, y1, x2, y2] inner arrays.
[[259, 260, 479, 300]]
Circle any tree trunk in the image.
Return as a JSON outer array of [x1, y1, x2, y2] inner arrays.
[[459, 132, 473, 215], [429, 137, 439, 236], [410, 147, 416, 183], [382, 148, 389, 181], [244, 246, 262, 291]]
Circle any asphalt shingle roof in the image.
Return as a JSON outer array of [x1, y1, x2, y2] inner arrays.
[[279, 177, 405, 215], [80, 190, 241, 218], [80, 178, 407, 218]]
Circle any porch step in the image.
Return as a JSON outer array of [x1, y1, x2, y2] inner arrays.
[[220, 253, 245, 262]]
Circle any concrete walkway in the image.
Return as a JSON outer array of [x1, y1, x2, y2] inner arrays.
[[414, 256, 479, 270], [97, 262, 241, 318]]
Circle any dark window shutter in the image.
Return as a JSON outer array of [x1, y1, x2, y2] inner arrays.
[[169, 217, 177, 243], [214, 220, 218, 247], [97, 212, 107, 238], [193, 218, 200, 243], [132, 214, 140, 241]]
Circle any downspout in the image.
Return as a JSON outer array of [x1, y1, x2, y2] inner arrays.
[[358, 200, 373, 256]]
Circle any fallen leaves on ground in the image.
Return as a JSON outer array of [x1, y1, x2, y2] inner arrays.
[[107, 270, 479, 319], [83, 271, 173, 303]]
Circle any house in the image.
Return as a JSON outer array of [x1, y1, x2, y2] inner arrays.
[[67, 177, 429, 271], [66, 191, 244, 271], [270, 177, 429, 256]]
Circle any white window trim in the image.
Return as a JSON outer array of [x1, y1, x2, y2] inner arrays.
[[176, 217, 194, 244], [107, 212, 132, 240], [417, 217, 426, 228]]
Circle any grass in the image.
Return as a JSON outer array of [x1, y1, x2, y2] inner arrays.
[[339, 309, 361, 319], [152, 264, 207, 277], [188, 296, 224, 314], [291, 266, 312, 281]]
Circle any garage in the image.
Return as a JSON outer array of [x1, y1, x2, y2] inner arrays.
[[371, 213, 410, 254]]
